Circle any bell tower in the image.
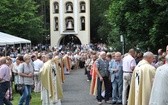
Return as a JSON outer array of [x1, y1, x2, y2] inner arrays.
[[50, 0, 90, 47]]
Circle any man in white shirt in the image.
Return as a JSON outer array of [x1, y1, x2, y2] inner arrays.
[[33, 55, 44, 92], [122, 49, 136, 105]]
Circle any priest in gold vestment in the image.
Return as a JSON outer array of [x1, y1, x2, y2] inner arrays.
[[63, 54, 71, 74], [54, 52, 65, 83], [128, 52, 156, 105], [40, 53, 62, 105]]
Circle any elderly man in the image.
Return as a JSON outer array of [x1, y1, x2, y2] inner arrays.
[[109, 52, 123, 104], [0, 57, 12, 105], [95, 51, 111, 105], [40, 53, 61, 105], [149, 54, 168, 105], [122, 49, 136, 105], [128, 52, 156, 105]]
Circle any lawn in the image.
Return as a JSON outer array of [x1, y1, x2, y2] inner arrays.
[[12, 92, 41, 105]]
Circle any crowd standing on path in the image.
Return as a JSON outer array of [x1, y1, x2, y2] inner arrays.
[[0, 44, 99, 105], [0, 44, 168, 105], [87, 46, 168, 105]]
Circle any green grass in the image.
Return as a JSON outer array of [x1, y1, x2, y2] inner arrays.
[[12, 92, 41, 105]]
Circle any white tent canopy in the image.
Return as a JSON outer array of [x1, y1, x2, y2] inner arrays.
[[0, 32, 31, 45]]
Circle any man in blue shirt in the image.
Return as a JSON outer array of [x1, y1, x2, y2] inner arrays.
[[109, 52, 123, 104]]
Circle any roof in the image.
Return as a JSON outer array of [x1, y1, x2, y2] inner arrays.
[[0, 32, 31, 45]]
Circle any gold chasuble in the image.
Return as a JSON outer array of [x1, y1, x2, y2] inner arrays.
[[60, 58, 65, 82], [40, 60, 55, 100], [63, 55, 71, 72], [128, 60, 156, 105], [40, 60, 61, 105], [63, 54, 71, 74], [54, 56, 65, 83], [53, 57, 64, 100]]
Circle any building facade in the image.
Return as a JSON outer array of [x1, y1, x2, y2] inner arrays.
[[50, 0, 90, 47]]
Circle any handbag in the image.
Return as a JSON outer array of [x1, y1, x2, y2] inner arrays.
[[17, 63, 25, 94], [16, 84, 25, 93]]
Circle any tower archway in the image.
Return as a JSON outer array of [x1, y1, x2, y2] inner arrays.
[[59, 35, 81, 46]]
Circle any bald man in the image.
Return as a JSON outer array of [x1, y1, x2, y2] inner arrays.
[[128, 52, 156, 105], [109, 52, 123, 104]]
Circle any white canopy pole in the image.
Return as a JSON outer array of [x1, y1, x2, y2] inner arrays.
[[20, 43, 22, 54], [5, 44, 7, 56], [30, 43, 32, 53], [26, 43, 28, 53]]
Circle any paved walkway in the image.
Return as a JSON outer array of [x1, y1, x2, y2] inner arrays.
[[62, 69, 97, 105], [62, 69, 117, 105]]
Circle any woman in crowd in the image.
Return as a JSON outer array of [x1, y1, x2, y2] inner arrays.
[[12, 55, 24, 93], [18, 54, 34, 105]]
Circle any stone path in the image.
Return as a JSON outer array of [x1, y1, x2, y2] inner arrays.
[[62, 69, 121, 105], [62, 69, 97, 105]]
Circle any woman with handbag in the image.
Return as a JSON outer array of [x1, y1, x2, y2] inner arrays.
[[18, 54, 34, 105]]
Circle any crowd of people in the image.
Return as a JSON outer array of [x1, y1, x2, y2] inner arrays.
[[0, 44, 168, 105], [86, 46, 168, 105], [0, 44, 94, 105]]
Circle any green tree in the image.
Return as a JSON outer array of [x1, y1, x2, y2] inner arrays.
[[107, 0, 168, 52], [90, 0, 112, 43], [34, 0, 50, 44], [0, 0, 44, 44], [107, 0, 126, 51], [149, 0, 168, 51]]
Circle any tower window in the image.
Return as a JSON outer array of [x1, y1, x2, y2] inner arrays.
[[65, 17, 74, 30], [53, 2, 59, 13], [81, 17, 85, 30], [54, 17, 58, 31], [66, 2, 73, 13], [80, 2, 86, 13]]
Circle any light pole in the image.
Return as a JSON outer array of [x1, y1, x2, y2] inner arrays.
[[120, 35, 125, 54]]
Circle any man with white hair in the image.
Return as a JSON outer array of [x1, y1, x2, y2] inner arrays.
[[109, 52, 123, 104], [40, 53, 61, 105], [149, 54, 168, 105], [95, 51, 111, 105], [128, 52, 156, 105]]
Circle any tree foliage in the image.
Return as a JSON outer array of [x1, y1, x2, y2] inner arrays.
[[106, 0, 168, 52], [90, 0, 112, 43], [0, 0, 45, 44]]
